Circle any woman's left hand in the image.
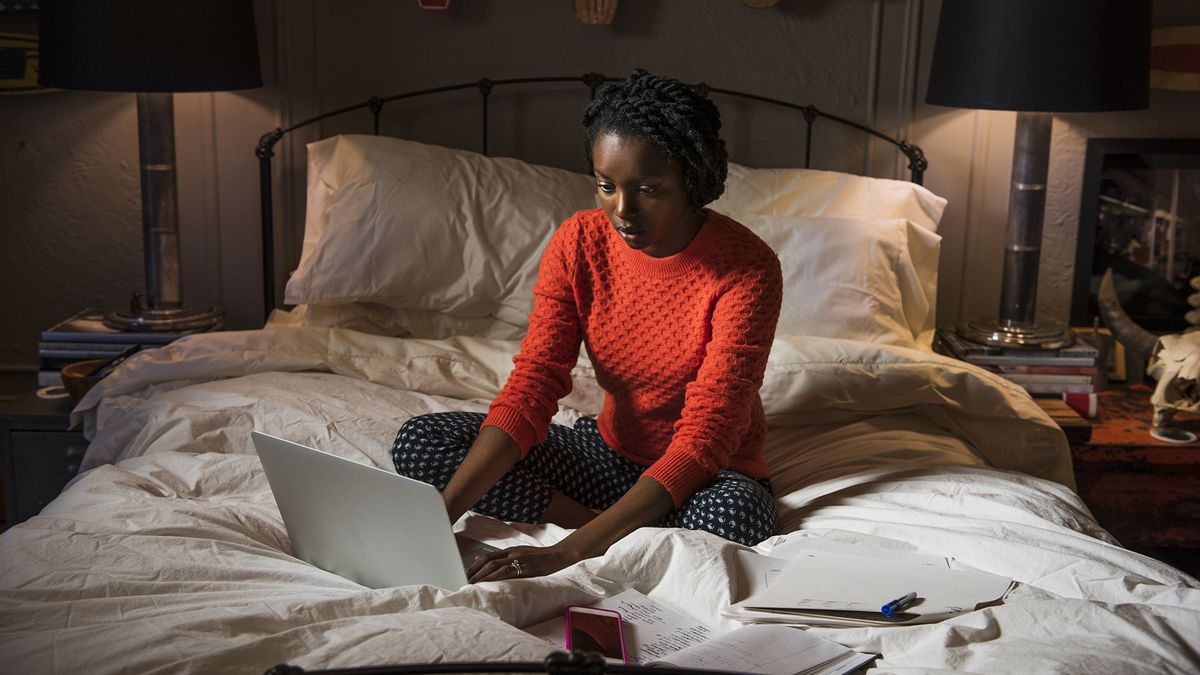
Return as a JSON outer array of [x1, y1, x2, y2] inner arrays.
[[466, 543, 582, 582]]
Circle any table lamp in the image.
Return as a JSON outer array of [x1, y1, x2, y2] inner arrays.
[[926, 0, 1151, 349], [37, 0, 262, 331]]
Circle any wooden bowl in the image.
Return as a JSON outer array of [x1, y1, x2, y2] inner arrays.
[[60, 359, 109, 402]]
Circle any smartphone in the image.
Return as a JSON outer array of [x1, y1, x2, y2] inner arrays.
[[564, 605, 627, 664]]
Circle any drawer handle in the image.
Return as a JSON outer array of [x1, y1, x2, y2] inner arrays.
[[64, 446, 85, 460]]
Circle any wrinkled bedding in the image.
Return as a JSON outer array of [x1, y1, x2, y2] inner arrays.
[[1, 327, 1198, 674]]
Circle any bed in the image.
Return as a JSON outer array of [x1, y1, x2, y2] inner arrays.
[[2, 76, 1198, 674]]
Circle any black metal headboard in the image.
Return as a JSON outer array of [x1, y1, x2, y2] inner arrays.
[[254, 73, 929, 321]]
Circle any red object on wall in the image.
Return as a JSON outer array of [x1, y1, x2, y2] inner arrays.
[[417, 0, 450, 10]]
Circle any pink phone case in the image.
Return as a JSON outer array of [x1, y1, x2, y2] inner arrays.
[[564, 605, 627, 663]]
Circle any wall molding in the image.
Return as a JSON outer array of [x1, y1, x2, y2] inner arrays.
[[867, 0, 926, 181], [274, 0, 319, 310]]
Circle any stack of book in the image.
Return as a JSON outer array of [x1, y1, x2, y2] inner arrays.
[[38, 308, 199, 387], [934, 328, 1103, 395]]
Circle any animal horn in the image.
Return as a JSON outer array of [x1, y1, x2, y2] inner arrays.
[[1097, 268, 1158, 361]]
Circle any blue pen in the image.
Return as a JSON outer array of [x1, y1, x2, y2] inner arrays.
[[880, 591, 918, 617]]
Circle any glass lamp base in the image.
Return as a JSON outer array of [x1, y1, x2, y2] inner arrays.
[[957, 318, 1075, 350], [103, 306, 224, 332]]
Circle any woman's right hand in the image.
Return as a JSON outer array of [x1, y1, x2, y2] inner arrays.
[[465, 541, 587, 582]]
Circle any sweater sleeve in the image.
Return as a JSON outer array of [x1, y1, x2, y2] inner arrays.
[[641, 252, 783, 506], [482, 216, 583, 455]]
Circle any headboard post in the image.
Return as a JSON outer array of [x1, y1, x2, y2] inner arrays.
[[801, 105, 818, 169], [256, 128, 284, 321], [367, 97, 384, 135], [901, 141, 928, 185]]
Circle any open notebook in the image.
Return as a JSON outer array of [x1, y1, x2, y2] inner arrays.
[[728, 541, 1014, 627]]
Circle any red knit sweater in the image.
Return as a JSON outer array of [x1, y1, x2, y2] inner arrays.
[[483, 208, 783, 506]]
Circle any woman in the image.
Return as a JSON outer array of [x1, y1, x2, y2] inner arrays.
[[392, 69, 783, 582]]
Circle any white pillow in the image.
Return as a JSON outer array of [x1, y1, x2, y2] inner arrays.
[[288, 138, 946, 345], [279, 215, 941, 350], [286, 134, 597, 330], [743, 215, 941, 349], [712, 163, 946, 348], [712, 162, 947, 232]]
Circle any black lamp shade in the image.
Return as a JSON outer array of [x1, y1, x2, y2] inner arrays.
[[926, 0, 1151, 113], [38, 0, 262, 92]]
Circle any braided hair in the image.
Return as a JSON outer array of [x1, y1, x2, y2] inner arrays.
[[582, 69, 728, 210]]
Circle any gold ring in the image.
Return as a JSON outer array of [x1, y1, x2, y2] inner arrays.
[[510, 559, 524, 577]]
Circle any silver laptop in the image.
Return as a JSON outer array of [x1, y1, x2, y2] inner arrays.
[[252, 431, 496, 590]]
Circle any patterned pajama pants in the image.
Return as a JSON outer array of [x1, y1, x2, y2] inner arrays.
[[391, 412, 777, 546]]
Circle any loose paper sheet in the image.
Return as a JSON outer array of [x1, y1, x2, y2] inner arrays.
[[658, 624, 874, 675], [525, 588, 713, 664]]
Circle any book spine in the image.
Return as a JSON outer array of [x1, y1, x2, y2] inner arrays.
[[995, 373, 1095, 385], [38, 349, 126, 360], [38, 341, 130, 352], [39, 332, 180, 345], [1021, 382, 1096, 394], [991, 364, 1100, 375], [965, 355, 1097, 367]]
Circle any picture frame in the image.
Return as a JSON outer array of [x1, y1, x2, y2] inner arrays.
[[1070, 138, 1200, 333]]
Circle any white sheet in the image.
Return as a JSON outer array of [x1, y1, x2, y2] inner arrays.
[[69, 326, 1071, 488], [1, 328, 1198, 674]]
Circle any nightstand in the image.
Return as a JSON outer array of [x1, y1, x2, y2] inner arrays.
[[0, 391, 87, 528], [1071, 384, 1200, 577]]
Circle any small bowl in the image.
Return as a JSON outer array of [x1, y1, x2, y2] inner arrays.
[[60, 359, 109, 402]]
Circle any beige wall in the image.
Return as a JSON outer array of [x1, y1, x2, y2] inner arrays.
[[2, 0, 1197, 399]]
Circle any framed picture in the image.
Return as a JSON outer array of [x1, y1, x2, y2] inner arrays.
[[1070, 138, 1200, 332]]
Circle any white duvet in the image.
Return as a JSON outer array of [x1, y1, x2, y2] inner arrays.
[[1, 327, 1198, 674]]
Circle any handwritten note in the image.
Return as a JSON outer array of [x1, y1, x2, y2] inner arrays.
[[523, 588, 713, 664], [655, 624, 867, 674], [600, 590, 714, 663]]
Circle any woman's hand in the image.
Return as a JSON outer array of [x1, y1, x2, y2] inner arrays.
[[466, 478, 675, 583], [466, 542, 584, 582]]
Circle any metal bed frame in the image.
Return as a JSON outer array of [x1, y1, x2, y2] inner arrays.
[[265, 648, 873, 672], [254, 73, 928, 321], [264, 648, 828, 675]]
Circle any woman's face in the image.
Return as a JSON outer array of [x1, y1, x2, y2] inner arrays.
[[591, 132, 701, 258]]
